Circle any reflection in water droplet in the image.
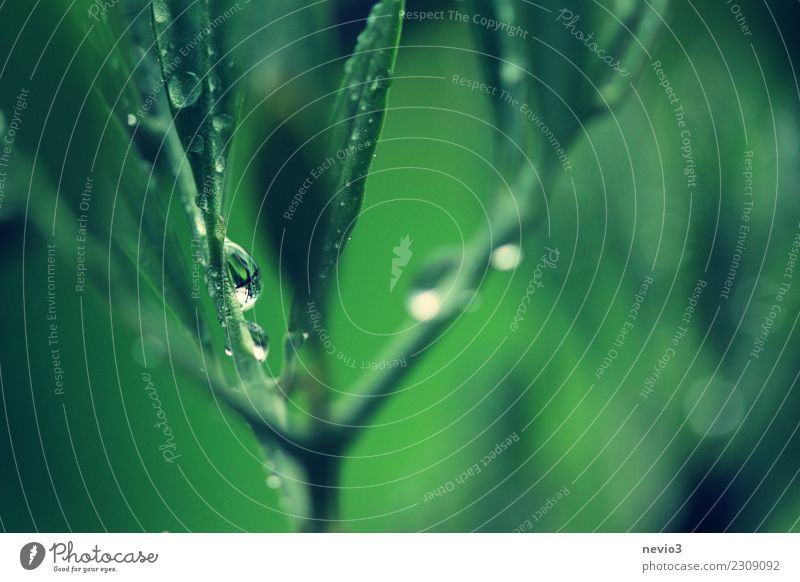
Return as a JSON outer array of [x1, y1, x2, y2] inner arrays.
[[225, 321, 269, 362], [167, 71, 202, 109], [224, 239, 262, 310], [407, 289, 443, 322], [491, 244, 522, 271]]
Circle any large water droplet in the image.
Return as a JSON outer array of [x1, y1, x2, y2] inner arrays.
[[224, 239, 262, 311], [225, 321, 269, 362], [491, 244, 522, 271], [167, 71, 202, 109]]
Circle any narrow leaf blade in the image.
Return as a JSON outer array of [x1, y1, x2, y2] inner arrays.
[[313, 0, 405, 285]]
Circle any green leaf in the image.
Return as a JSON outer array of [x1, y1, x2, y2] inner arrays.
[[292, 0, 404, 331], [150, 0, 285, 411], [150, 0, 242, 220]]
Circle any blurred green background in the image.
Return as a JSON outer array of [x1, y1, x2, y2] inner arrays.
[[1, 0, 799, 532]]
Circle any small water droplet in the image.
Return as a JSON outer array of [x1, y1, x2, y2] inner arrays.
[[188, 135, 205, 153], [224, 239, 262, 311], [491, 244, 522, 271], [266, 474, 282, 489], [167, 71, 202, 109], [406, 252, 461, 321], [285, 330, 309, 353], [224, 321, 269, 362], [152, 0, 169, 24], [501, 62, 524, 85], [126, 113, 137, 127], [212, 113, 233, 132], [208, 73, 219, 93], [407, 289, 443, 322], [214, 158, 225, 173]]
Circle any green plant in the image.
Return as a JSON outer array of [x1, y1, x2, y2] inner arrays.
[[72, 0, 670, 532]]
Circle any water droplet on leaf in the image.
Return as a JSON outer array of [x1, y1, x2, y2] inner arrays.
[[406, 252, 461, 321], [188, 135, 205, 153], [224, 239, 262, 311], [126, 113, 137, 127], [152, 0, 169, 23], [225, 321, 269, 362], [167, 71, 202, 109], [212, 114, 233, 132], [500, 62, 524, 85], [407, 289, 443, 322], [491, 244, 522, 271]]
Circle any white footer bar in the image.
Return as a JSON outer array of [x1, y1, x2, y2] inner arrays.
[[0, 533, 796, 581]]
